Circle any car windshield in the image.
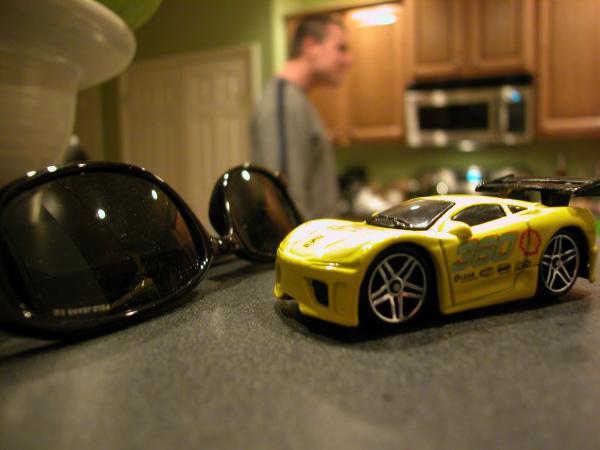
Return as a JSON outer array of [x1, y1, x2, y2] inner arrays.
[[366, 199, 454, 230]]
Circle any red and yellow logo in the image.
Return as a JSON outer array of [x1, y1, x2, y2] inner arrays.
[[519, 229, 541, 255]]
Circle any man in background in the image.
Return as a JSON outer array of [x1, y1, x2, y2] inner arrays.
[[250, 14, 353, 219]]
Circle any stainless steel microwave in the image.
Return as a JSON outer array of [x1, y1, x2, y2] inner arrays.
[[404, 75, 534, 148]]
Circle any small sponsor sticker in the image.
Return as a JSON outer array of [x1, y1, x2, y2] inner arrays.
[[303, 234, 324, 248], [479, 267, 495, 277], [519, 229, 542, 256], [515, 260, 532, 271], [454, 272, 477, 283], [497, 262, 511, 274]]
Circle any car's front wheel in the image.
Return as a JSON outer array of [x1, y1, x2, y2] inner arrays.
[[537, 230, 580, 298], [360, 246, 432, 326]]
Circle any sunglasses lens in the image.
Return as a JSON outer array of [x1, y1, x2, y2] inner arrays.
[[0, 171, 207, 324], [220, 169, 301, 258]]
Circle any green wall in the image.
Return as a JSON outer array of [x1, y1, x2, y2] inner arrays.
[[336, 141, 600, 186], [132, 0, 273, 77]]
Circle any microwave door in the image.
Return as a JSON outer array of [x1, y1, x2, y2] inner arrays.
[[499, 85, 534, 145], [406, 89, 499, 147]]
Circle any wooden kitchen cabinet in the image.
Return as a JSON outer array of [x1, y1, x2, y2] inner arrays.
[[537, 0, 600, 137], [405, 0, 535, 80], [469, 0, 535, 74], [405, 0, 464, 79], [344, 3, 405, 143]]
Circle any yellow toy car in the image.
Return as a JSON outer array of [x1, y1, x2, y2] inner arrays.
[[274, 176, 599, 327]]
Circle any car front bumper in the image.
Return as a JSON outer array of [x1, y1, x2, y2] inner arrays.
[[274, 252, 365, 327]]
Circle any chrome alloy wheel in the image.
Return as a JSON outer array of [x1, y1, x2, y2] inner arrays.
[[540, 233, 580, 295], [367, 252, 427, 324]]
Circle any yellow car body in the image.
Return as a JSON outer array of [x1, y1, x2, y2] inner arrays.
[[274, 195, 597, 327]]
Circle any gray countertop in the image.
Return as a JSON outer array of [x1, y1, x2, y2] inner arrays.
[[1, 257, 600, 450]]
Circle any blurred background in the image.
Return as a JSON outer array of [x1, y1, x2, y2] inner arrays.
[[62, 0, 600, 223]]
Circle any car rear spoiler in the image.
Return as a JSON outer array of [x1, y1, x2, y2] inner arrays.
[[476, 175, 600, 206]]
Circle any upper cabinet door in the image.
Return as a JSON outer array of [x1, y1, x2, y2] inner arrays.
[[345, 3, 405, 142], [406, 0, 465, 79], [538, 0, 600, 137], [468, 0, 535, 75], [406, 0, 535, 81]]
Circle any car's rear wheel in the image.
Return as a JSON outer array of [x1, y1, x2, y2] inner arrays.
[[537, 230, 580, 298], [360, 246, 432, 326]]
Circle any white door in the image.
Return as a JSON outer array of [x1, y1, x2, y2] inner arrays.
[[119, 45, 260, 226]]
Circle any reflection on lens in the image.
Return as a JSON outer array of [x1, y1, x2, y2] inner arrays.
[[226, 171, 300, 256], [1, 172, 204, 320]]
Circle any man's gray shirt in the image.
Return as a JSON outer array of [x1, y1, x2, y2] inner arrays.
[[250, 78, 339, 219]]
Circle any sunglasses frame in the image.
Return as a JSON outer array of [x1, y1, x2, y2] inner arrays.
[[209, 164, 304, 263], [0, 161, 297, 337]]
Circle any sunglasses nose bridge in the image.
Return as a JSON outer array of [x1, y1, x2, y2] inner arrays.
[[209, 234, 238, 258]]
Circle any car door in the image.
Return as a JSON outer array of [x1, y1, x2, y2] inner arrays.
[[441, 204, 530, 305]]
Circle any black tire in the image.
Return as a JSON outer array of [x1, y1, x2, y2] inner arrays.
[[537, 230, 580, 298], [359, 245, 433, 326]]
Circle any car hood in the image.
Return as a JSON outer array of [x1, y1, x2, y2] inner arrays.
[[280, 219, 401, 262]]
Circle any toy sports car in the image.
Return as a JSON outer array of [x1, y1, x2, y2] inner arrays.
[[274, 176, 599, 327]]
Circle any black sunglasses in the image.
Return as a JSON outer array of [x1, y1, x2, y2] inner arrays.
[[0, 162, 303, 337]]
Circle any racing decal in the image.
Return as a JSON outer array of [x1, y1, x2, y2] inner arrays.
[[453, 262, 514, 284], [451, 231, 518, 272], [514, 260, 532, 271], [519, 229, 542, 255], [479, 267, 495, 277], [454, 272, 477, 283], [303, 234, 324, 248], [497, 262, 512, 274], [328, 225, 360, 232]]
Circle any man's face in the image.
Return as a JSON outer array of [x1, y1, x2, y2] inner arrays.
[[308, 23, 353, 85]]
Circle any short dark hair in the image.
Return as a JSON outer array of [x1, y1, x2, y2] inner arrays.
[[289, 14, 342, 59]]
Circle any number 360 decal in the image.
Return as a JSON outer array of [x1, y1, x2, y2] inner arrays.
[[452, 231, 518, 272]]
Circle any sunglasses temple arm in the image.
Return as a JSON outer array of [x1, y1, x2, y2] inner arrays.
[[209, 234, 239, 258]]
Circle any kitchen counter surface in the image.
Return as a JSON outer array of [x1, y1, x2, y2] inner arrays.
[[2, 256, 600, 450]]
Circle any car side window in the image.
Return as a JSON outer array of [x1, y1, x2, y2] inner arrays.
[[453, 204, 506, 227], [508, 205, 527, 214]]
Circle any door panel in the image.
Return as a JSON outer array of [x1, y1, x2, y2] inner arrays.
[[406, 0, 465, 79], [119, 46, 259, 227], [442, 215, 529, 305], [468, 0, 534, 75], [538, 0, 600, 136]]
